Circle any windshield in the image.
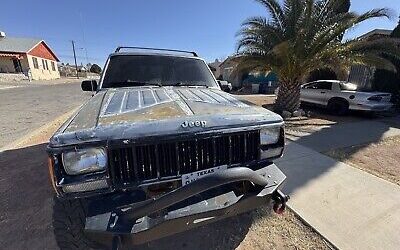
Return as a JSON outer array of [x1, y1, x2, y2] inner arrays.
[[101, 55, 217, 88], [339, 82, 358, 91]]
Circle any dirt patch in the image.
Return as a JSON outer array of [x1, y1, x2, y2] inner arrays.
[[325, 136, 400, 186], [234, 94, 276, 107], [141, 206, 333, 250], [237, 207, 333, 250]]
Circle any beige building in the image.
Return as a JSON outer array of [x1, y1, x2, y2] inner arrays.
[[0, 32, 60, 80]]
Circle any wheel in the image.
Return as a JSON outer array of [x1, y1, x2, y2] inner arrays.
[[327, 99, 349, 115], [53, 197, 102, 250]]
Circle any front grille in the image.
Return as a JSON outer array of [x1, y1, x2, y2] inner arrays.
[[108, 131, 260, 186]]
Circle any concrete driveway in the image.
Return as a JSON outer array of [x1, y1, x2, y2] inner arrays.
[[287, 119, 400, 152]]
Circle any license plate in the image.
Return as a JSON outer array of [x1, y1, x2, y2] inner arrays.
[[182, 165, 228, 186]]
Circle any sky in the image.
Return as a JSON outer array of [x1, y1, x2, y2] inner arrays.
[[1, 0, 399, 66]]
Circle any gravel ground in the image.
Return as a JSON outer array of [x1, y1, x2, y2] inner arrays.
[[325, 136, 400, 186]]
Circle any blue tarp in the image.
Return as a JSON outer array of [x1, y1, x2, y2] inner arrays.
[[243, 72, 278, 85]]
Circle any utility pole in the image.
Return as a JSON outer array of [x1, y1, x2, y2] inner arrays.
[[71, 40, 79, 79]]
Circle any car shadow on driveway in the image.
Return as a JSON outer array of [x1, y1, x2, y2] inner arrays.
[[0, 143, 253, 250], [0, 143, 57, 250]]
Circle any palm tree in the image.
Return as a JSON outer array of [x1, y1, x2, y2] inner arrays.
[[392, 16, 400, 38], [236, 0, 400, 113]]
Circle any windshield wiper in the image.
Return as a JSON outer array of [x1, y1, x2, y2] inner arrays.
[[174, 82, 209, 88], [107, 80, 162, 87]]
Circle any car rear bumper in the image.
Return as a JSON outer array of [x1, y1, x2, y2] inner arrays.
[[351, 103, 393, 111], [84, 163, 287, 247]]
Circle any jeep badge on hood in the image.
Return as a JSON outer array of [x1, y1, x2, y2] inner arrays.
[[181, 120, 207, 128]]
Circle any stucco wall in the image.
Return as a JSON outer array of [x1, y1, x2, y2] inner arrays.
[[27, 54, 60, 80], [0, 73, 28, 82]]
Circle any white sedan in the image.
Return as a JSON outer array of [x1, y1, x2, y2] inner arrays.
[[300, 80, 393, 114]]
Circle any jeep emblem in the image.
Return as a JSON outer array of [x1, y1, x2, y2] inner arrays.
[[181, 120, 207, 128]]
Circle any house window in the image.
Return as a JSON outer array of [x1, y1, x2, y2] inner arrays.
[[42, 59, 46, 69], [51, 61, 56, 71], [32, 57, 39, 69], [45, 60, 49, 70]]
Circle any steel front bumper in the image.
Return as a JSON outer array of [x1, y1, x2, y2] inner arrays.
[[84, 163, 287, 247]]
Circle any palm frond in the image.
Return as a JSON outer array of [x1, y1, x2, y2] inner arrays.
[[255, 0, 286, 31], [309, 8, 390, 57]]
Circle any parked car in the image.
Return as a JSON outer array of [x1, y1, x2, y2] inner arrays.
[[300, 80, 393, 114], [47, 47, 289, 249], [217, 80, 232, 92]]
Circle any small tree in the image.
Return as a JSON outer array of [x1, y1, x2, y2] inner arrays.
[[90, 64, 102, 74]]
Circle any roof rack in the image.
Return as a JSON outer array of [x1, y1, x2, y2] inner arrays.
[[114, 46, 198, 57]]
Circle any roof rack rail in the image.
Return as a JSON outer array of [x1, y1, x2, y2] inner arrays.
[[114, 46, 198, 57]]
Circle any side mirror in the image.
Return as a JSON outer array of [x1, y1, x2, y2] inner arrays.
[[218, 80, 232, 93], [81, 80, 97, 92]]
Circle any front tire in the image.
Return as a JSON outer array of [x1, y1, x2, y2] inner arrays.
[[53, 197, 101, 250], [327, 99, 349, 115]]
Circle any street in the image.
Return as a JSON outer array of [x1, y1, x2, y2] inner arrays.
[[0, 81, 91, 148]]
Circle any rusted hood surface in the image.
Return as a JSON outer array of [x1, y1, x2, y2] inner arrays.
[[50, 87, 283, 146]]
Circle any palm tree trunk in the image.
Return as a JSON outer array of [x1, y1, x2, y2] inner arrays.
[[274, 81, 301, 113]]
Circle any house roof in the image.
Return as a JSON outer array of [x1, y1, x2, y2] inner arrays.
[[219, 56, 235, 68], [0, 36, 42, 53], [359, 29, 392, 40], [208, 60, 222, 68]]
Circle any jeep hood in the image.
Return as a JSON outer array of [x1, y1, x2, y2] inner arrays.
[[50, 87, 283, 146]]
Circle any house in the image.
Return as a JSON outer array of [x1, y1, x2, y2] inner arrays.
[[215, 57, 279, 93], [218, 56, 242, 87], [347, 29, 393, 89], [358, 29, 392, 40], [58, 64, 89, 78], [0, 31, 60, 80], [208, 59, 223, 79]]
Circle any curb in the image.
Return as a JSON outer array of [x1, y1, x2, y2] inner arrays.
[[0, 108, 78, 153]]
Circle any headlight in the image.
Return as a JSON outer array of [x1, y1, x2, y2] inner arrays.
[[62, 147, 107, 175], [260, 126, 281, 145]]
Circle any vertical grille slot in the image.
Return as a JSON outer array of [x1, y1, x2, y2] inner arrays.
[[109, 130, 260, 187]]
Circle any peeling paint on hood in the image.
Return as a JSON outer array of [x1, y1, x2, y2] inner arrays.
[[99, 87, 248, 117], [51, 87, 283, 147]]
